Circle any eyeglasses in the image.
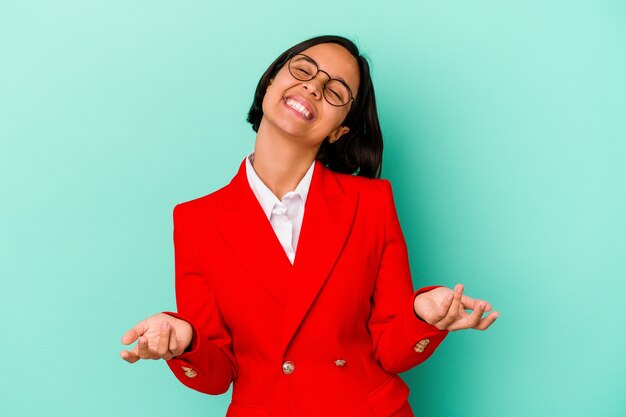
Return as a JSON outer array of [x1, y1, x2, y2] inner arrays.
[[287, 53, 354, 107]]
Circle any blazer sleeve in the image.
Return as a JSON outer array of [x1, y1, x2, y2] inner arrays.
[[163, 203, 238, 395], [367, 179, 449, 374]]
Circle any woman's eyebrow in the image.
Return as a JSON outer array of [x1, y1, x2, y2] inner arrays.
[[301, 54, 351, 86]]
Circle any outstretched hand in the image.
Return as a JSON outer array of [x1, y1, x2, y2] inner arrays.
[[414, 284, 499, 331], [120, 313, 193, 363]]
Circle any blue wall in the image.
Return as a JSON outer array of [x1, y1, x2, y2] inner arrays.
[[1, 1, 624, 416]]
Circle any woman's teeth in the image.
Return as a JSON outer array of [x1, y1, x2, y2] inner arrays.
[[286, 98, 312, 120]]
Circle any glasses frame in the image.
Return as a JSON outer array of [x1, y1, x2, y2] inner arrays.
[[287, 53, 355, 107]]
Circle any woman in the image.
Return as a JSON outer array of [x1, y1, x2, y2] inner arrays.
[[120, 35, 498, 417]]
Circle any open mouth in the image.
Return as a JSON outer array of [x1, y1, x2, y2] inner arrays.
[[285, 98, 314, 120]]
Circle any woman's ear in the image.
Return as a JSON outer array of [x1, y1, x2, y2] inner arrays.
[[328, 126, 350, 143]]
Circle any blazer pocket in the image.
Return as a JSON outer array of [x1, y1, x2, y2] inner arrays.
[[366, 375, 410, 417], [226, 401, 271, 417]]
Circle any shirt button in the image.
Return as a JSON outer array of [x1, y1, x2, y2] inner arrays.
[[282, 361, 295, 375]]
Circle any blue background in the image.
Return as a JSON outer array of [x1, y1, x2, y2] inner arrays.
[[1, 1, 624, 416]]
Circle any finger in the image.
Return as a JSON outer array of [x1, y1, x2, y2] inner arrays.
[[468, 302, 488, 327], [121, 322, 146, 345], [437, 284, 463, 327], [422, 291, 454, 330], [452, 300, 471, 318], [452, 302, 487, 330], [156, 321, 172, 358], [437, 292, 454, 321], [475, 311, 499, 330], [168, 326, 181, 356], [457, 308, 470, 318], [460, 295, 492, 312], [137, 335, 155, 359], [120, 346, 140, 364]]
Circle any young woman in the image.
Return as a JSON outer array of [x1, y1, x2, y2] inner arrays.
[[120, 35, 498, 417]]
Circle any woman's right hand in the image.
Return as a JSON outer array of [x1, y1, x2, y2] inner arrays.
[[120, 313, 193, 363]]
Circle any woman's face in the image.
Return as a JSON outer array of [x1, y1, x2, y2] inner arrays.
[[261, 43, 360, 147]]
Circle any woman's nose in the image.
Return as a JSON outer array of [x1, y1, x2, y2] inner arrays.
[[302, 72, 330, 99]]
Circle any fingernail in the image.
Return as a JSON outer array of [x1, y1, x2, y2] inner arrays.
[[162, 321, 168, 329]]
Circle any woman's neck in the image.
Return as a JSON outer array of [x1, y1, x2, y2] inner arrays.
[[252, 122, 320, 200]]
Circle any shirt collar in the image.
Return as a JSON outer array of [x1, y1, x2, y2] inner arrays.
[[245, 151, 316, 220]]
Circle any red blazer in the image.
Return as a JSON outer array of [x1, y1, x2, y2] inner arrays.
[[165, 158, 448, 417]]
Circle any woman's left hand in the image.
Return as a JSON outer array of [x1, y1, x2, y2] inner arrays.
[[413, 284, 499, 331]]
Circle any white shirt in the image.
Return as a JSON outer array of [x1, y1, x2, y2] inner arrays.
[[245, 152, 315, 264]]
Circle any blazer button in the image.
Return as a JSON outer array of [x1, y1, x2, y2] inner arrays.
[[181, 366, 197, 378], [414, 339, 430, 353], [334, 359, 346, 367], [282, 361, 295, 375]]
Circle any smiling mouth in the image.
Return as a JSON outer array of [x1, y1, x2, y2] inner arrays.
[[285, 98, 313, 120]]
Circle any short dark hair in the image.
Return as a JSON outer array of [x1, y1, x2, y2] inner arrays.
[[246, 35, 383, 178]]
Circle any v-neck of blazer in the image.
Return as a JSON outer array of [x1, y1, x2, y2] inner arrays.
[[207, 158, 360, 353]]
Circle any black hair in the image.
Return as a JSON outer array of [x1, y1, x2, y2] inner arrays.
[[246, 35, 383, 178]]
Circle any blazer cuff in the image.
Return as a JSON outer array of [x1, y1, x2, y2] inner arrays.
[[408, 286, 449, 339], [413, 285, 443, 322], [386, 287, 449, 373], [162, 311, 235, 395]]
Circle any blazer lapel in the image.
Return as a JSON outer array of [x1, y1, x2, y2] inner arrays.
[[280, 162, 359, 354], [209, 159, 293, 309]]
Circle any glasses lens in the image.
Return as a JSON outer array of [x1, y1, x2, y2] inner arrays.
[[289, 56, 317, 81], [324, 80, 351, 106]]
